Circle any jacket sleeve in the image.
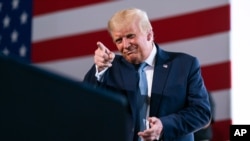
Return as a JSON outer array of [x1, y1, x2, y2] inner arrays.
[[83, 64, 111, 89], [83, 64, 99, 85]]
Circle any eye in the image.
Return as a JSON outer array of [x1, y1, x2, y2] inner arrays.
[[115, 38, 122, 44], [127, 34, 135, 39]]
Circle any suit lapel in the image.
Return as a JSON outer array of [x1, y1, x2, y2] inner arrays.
[[150, 47, 171, 116], [114, 47, 172, 118]]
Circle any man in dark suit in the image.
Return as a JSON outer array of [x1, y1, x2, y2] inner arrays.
[[83, 8, 211, 141]]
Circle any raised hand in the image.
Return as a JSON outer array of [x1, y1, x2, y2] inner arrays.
[[94, 41, 115, 72]]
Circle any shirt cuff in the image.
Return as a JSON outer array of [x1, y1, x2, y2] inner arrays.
[[95, 65, 108, 81]]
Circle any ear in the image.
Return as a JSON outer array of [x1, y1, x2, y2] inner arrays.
[[147, 30, 154, 41]]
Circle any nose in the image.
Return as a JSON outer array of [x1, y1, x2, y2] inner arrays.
[[122, 38, 130, 49]]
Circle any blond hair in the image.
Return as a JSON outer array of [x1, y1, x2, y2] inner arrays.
[[107, 8, 152, 34]]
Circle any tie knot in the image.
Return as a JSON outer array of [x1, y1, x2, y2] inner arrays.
[[138, 62, 147, 72]]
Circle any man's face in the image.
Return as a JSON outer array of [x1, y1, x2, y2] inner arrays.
[[110, 21, 153, 64]]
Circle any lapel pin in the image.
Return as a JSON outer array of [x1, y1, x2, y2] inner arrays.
[[163, 64, 168, 68]]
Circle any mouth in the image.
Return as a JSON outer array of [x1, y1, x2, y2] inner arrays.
[[124, 48, 137, 56], [126, 51, 135, 55]]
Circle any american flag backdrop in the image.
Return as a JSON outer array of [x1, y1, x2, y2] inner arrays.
[[0, 0, 32, 62], [1, 0, 231, 140]]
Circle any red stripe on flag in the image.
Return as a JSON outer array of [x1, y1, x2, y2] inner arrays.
[[202, 61, 231, 91], [33, 0, 113, 16], [32, 5, 230, 63], [212, 119, 231, 141], [153, 4, 230, 43], [32, 30, 116, 63]]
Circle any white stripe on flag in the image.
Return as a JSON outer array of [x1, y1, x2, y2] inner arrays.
[[32, 0, 229, 42]]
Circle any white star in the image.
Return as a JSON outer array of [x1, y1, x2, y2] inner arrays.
[[11, 30, 18, 43], [20, 11, 28, 24], [2, 47, 9, 56], [3, 15, 11, 28], [19, 44, 27, 57], [12, 0, 19, 10]]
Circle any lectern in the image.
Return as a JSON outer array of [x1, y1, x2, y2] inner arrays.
[[0, 54, 129, 141]]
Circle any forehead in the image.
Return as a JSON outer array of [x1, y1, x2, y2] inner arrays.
[[111, 21, 141, 38]]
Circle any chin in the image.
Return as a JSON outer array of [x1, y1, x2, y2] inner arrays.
[[123, 54, 141, 64], [126, 57, 140, 64]]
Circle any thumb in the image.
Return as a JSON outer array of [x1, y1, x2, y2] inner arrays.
[[108, 51, 115, 61]]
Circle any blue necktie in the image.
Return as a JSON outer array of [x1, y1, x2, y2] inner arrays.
[[138, 63, 148, 132], [138, 63, 148, 95]]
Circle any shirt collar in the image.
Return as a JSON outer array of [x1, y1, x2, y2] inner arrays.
[[144, 44, 156, 67]]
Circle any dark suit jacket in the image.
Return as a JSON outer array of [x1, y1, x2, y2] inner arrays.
[[83, 44, 211, 141]]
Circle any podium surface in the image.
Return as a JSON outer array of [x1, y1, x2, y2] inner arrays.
[[0, 54, 129, 141]]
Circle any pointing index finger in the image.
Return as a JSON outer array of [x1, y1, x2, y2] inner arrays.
[[97, 41, 107, 51]]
